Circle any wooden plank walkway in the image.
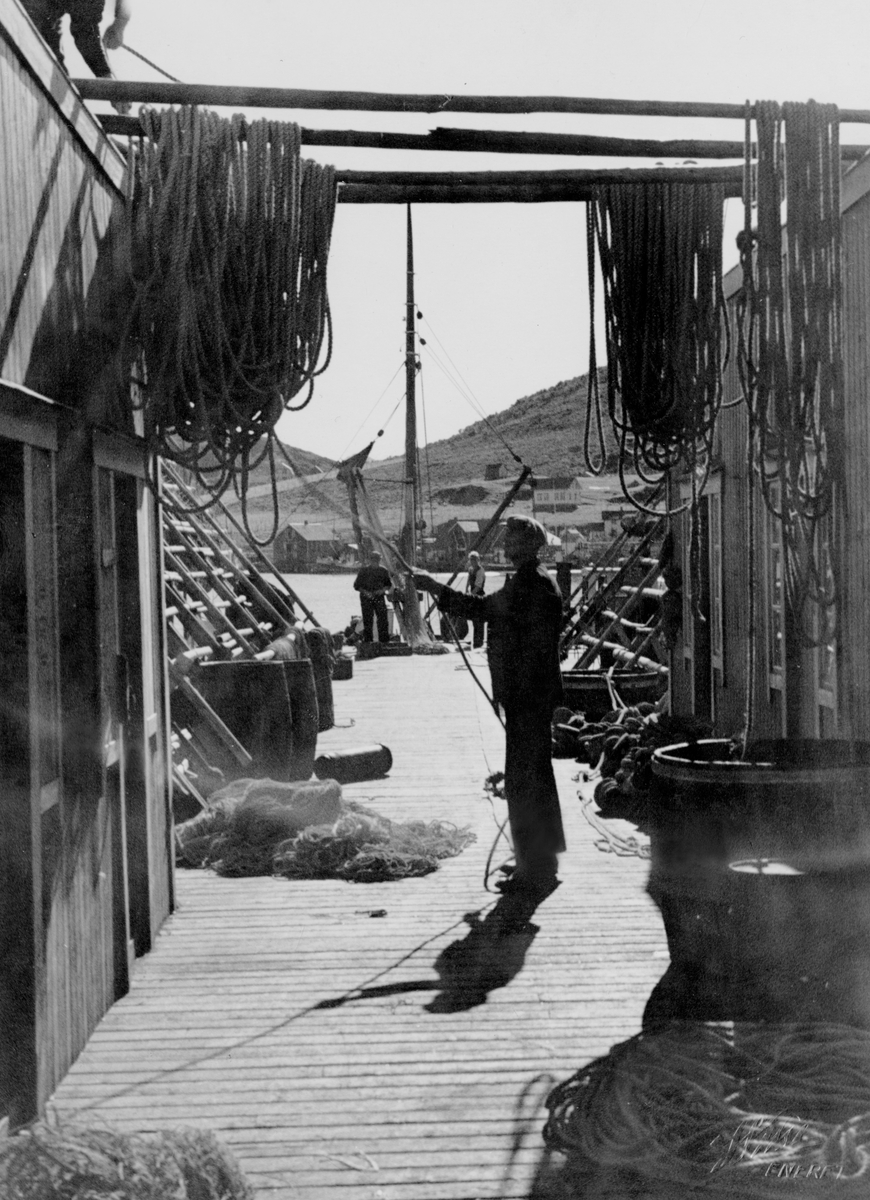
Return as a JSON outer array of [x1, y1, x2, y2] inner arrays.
[[51, 649, 668, 1199]]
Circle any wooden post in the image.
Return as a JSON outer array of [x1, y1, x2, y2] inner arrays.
[[400, 205, 418, 568]]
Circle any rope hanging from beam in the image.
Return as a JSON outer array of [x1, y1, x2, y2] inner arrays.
[[122, 106, 336, 540], [583, 180, 729, 499], [738, 100, 844, 645]]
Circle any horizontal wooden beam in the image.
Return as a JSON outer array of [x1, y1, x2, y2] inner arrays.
[[97, 115, 868, 161], [335, 165, 745, 186], [71, 79, 870, 123], [338, 179, 745, 204]]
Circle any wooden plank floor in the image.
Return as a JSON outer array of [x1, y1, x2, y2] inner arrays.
[[51, 649, 668, 1199]]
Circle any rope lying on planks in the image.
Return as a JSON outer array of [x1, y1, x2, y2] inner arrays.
[[738, 100, 843, 647], [176, 776, 475, 881], [544, 1021, 870, 1197], [1, 1120, 252, 1200], [122, 106, 336, 541]]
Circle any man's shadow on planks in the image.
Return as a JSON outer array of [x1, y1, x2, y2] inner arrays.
[[314, 895, 542, 1014]]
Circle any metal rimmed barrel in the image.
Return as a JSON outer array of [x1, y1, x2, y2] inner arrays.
[[650, 738, 870, 872], [644, 739, 870, 1027], [561, 668, 666, 721]]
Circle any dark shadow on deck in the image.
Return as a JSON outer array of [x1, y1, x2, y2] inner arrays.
[[314, 896, 542, 1014]]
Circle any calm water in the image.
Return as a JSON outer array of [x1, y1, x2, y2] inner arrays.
[[268, 570, 511, 633], [268, 567, 589, 633]]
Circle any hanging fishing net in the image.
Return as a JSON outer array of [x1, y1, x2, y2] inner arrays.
[[176, 776, 474, 881], [543, 1021, 870, 1197], [338, 460, 439, 650], [122, 106, 336, 539]]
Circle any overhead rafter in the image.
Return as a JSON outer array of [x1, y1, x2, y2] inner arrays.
[[72, 79, 870, 123], [96, 114, 869, 160]]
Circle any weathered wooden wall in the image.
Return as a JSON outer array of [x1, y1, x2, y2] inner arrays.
[[838, 171, 870, 738], [671, 154, 870, 741], [0, 0, 172, 1125]]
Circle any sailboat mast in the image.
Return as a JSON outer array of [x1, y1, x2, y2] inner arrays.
[[402, 203, 418, 567]]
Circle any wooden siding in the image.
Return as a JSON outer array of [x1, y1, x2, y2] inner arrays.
[[0, 3, 172, 1123], [838, 186, 870, 737], [0, 2, 128, 415], [673, 157, 870, 738]]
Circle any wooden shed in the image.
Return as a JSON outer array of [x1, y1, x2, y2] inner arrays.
[[668, 153, 870, 740], [0, 0, 172, 1127], [273, 521, 341, 571]]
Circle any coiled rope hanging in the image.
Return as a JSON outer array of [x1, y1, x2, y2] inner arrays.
[[123, 106, 336, 540], [738, 100, 843, 645], [584, 181, 729, 506], [544, 1021, 870, 1197]]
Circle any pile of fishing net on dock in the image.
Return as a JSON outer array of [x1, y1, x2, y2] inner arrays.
[[1, 1120, 251, 1200], [176, 776, 475, 882]]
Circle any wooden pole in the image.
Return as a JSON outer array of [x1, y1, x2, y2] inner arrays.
[[335, 165, 745, 186], [97, 114, 869, 160], [338, 180, 745, 203], [70, 79, 870, 123], [400, 205, 418, 568]]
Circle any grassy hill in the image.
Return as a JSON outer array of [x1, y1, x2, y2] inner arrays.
[[365, 368, 616, 497], [239, 369, 637, 539]]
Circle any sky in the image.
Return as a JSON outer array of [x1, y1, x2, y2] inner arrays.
[[63, 0, 870, 463]]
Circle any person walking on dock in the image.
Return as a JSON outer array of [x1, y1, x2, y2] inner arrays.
[[415, 515, 566, 898], [354, 550, 392, 644], [465, 549, 487, 649]]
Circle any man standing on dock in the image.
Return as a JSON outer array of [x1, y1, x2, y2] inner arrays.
[[353, 550, 393, 644], [415, 515, 566, 899], [465, 549, 487, 649]]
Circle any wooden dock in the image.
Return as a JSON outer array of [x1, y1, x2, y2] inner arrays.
[[51, 650, 667, 1199]]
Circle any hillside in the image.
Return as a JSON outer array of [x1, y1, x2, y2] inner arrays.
[[237, 369, 636, 539], [366, 369, 615, 498]]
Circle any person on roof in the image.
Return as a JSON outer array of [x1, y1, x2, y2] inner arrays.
[[24, 0, 131, 78], [415, 515, 566, 901]]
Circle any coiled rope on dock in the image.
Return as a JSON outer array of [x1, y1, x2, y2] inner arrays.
[[544, 1022, 870, 1196], [123, 106, 336, 538]]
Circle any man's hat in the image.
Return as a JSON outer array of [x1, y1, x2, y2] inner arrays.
[[468, 550, 481, 560], [506, 514, 547, 549]]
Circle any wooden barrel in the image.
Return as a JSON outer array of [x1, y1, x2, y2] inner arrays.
[[282, 659, 319, 781], [561, 668, 665, 720], [303, 626, 335, 732], [194, 660, 299, 782], [644, 739, 870, 1029]]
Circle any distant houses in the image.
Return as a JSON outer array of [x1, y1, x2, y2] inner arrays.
[[433, 518, 497, 568], [273, 522, 342, 571], [532, 475, 584, 509]]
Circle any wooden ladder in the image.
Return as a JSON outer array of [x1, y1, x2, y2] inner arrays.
[[160, 463, 317, 805], [561, 511, 668, 675]]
